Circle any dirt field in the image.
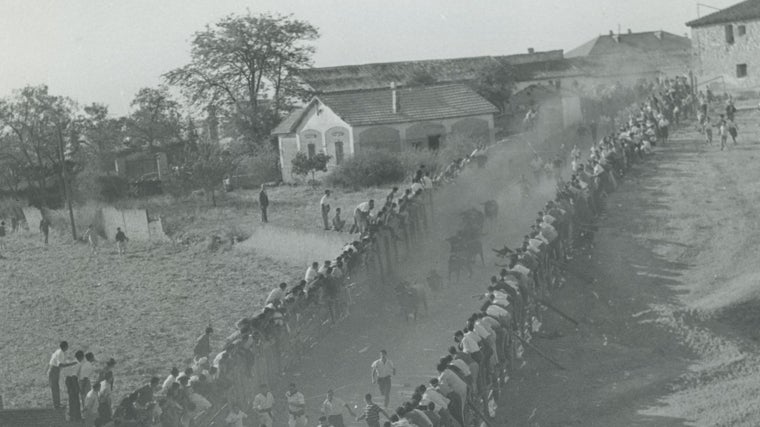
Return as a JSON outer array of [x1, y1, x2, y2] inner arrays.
[[5, 107, 760, 427]]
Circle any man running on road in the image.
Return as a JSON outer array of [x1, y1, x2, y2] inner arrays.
[[370, 349, 396, 409]]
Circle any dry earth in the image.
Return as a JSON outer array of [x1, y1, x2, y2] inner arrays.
[[4, 107, 760, 427]]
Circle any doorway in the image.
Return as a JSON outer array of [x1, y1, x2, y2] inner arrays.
[[427, 134, 441, 151]]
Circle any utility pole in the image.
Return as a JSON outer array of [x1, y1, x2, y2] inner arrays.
[[56, 121, 77, 240]]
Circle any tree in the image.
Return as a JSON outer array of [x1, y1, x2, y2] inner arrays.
[[80, 103, 127, 172], [406, 69, 437, 86], [471, 59, 523, 113], [164, 12, 319, 144], [170, 143, 240, 206], [291, 151, 331, 186], [124, 86, 184, 149], [0, 85, 83, 237]]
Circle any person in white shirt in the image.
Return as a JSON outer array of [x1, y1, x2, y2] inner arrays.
[[320, 189, 332, 230], [305, 262, 319, 284], [253, 383, 275, 427], [225, 401, 248, 427], [371, 350, 396, 409], [421, 173, 433, 190], [321, 388, 356, 427], [77, 352, 96, 408], [265, 282, 287, 306], [352, 200, 375, 235], [162, 367, 180, 395], [286, 382, 307, 427], [48, 341, 77, 409], [83, 381, 100, 427]]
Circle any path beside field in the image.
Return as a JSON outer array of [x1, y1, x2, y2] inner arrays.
[[276, 108, 760, 427]]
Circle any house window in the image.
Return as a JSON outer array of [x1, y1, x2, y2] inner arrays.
[[307, 143, 316, 159], [334, 141, 344, 164], [737, 63, 748, 78], [725, 24, 735, 44], [738, 25, 746, 36]]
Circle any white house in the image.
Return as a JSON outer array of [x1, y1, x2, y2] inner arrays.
[[272, 83, 499, 182]]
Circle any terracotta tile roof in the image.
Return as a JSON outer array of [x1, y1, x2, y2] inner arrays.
[[687, 0, 760, 27], [272, 84, 498, 134]]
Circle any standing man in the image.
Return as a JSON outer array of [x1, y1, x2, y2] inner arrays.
[[40, 217, 50, 245], [286, 382, 307, 427], [253, 383, 275, 427], [114, 228, 128, 255], [48, 341, 77, 409], [371, 349, 396, 409], [320, 189, 332, 230], [321, 388, 356, 427], [194, 326, 213, 362], [66, 351, 83, 420], [78, 352, 96, 407], [356, 393, 389, 427], [259, 184, 270, 223]]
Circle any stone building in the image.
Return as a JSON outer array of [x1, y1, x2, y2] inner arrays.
[[566, 30, 692, 86], [687, 0, 760, 94], [272, 83, 498, 182]]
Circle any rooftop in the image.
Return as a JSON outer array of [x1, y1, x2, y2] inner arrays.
[[566, 30, 691, 58], [272, 84, 499, 134], [686, 0, 760, 27], [298, 50, 583, 93]]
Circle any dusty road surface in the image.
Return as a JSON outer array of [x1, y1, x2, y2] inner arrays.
[[272, 109, 760, 427]]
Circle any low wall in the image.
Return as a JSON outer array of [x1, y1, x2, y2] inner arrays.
[[20, 206, 169, 242]]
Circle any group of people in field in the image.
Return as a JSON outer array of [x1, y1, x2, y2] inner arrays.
[[40, 75, 713, 427]]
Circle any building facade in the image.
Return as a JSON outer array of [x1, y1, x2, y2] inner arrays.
[[687, 0, 760, 94], [272, 84, 498, 182], [566, 30, 693, 87]]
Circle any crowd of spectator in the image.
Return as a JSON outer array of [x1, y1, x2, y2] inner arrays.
[[43, 75, 704, 427]]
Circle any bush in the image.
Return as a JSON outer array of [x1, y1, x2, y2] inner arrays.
[[97, 176, 130, 202], [235, 149, 282, 189], [325, 149, 406, 188]]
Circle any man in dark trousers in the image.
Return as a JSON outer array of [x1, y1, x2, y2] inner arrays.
[[259, 184, 269, 223], [40, 217, 50, 244], [66, 351, 84, 420], [48, 341, 77, 409]]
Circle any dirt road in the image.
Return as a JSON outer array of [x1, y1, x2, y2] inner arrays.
[[277, 108, 760, 427]]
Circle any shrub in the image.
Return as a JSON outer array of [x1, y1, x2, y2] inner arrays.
[[97, 176, 130, 202], [235, 149, 282, 189], [325, 149, 406, 188]]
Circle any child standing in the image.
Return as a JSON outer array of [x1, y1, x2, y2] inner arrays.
[[82, 225, 99, 255], [115, 228, 128, 255]]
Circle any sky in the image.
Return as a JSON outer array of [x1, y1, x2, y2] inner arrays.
[[0, 0, 739, 115]]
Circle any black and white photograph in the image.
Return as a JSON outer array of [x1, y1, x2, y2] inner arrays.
[[1, 0, 760, 426]]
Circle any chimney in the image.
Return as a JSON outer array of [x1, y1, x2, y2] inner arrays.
[[609, 30, 614, 36], [528, 47, 535, 54], [391, 82, 399, 114], [627, 28, 632, 34]]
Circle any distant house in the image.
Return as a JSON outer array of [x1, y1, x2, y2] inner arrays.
[[566, 30, 692, 85], [294, 49, 586, 151], [686, 0, 760, 94], [271, 83, 499, 182], [113, 149, 169, 181]]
